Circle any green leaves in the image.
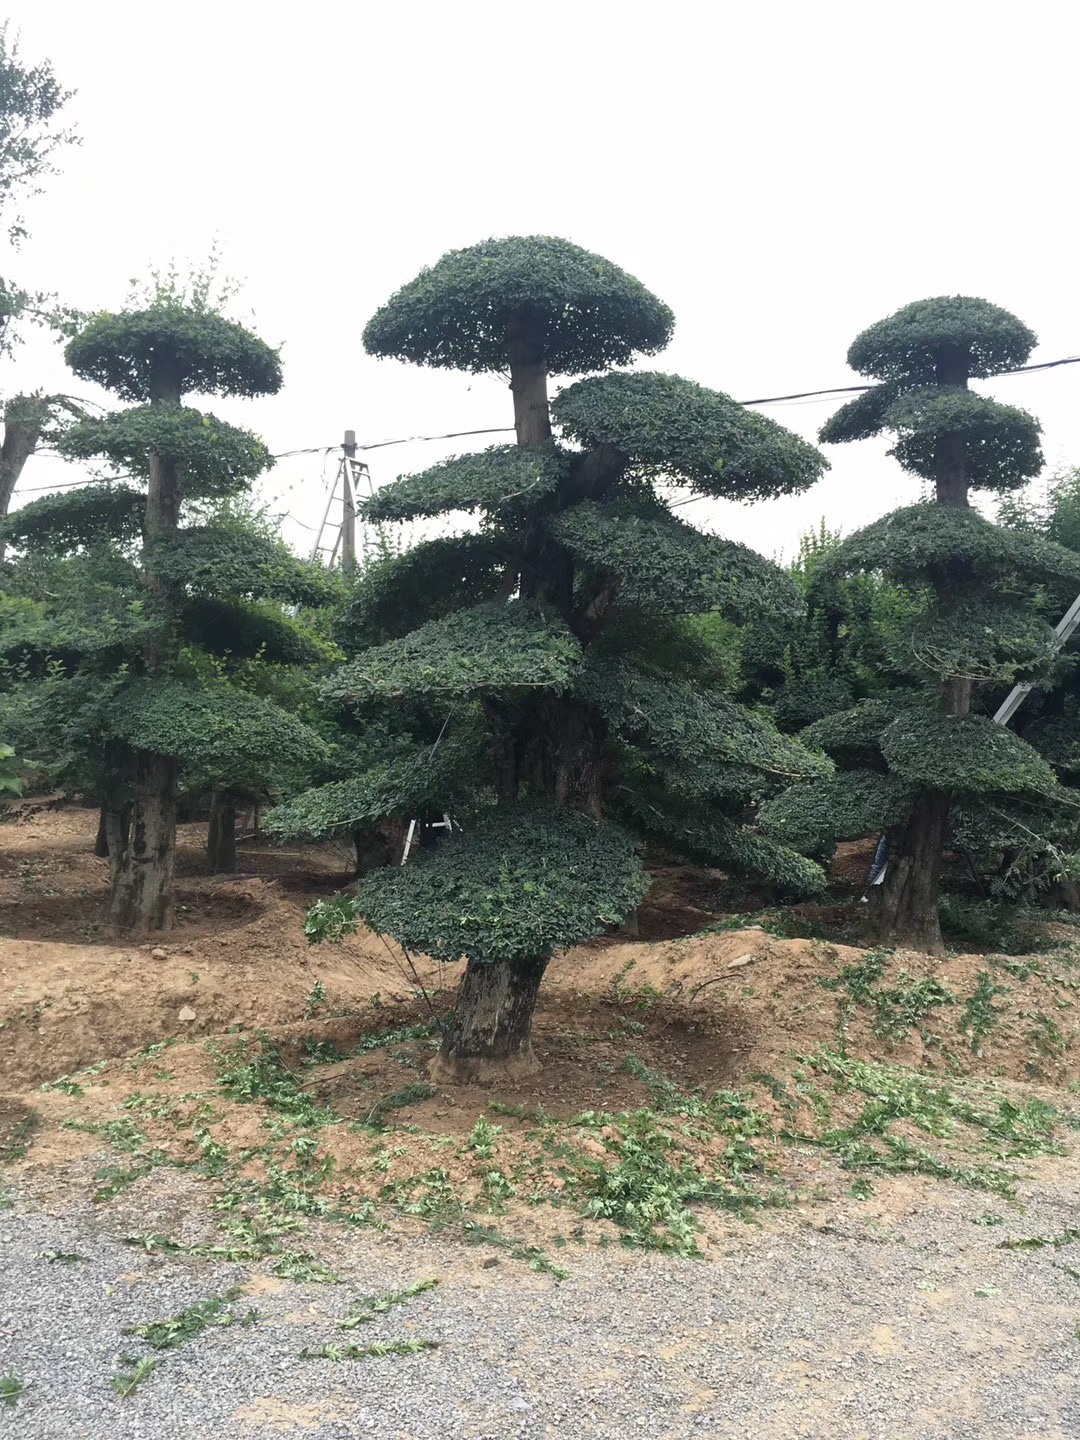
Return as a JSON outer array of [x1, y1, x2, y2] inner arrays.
[[0, 483, 145, 553], [323, 602, 581, 701], [363, 234, 673, 376], [552, 502, 804, 621], [845, 297, 1036, 383], [60, 406, 273, 498], [0, 743, 21, 797], [265, 738, 479, 841], [65, 304, 282, 402], [553, 371, 826, 501], [108, 679, 327, 792], [361, 445, 566, 522], [150, 522, 333, 607], [886, 389, 1043, 492], [822, 504, 1080, 587], [881, 713, 1059, 797], [580, 659, 832, 791], [308, 805, 648, 966], [335, 533, 510, 649], [758, 771, 916, 853]]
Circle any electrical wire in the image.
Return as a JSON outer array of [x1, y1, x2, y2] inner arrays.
[[10, 354, 1080, 501]]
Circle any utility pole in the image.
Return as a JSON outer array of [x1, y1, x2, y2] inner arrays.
[[340, 428, 357, 574]]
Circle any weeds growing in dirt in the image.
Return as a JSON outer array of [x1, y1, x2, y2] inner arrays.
[[339, 1277, 439, 1328], [303, 979, 328, 1018], [125, 1290, 257, 1350], [42, 1250, 84, 1264], [0, 1371, 26, 1407], [998, 1227, 1080, 1252], [463, 1221, 569, 1279], [0, 1108, 39, 1163], [960, 973, 1010, 1052], [110, 1356, 158, 1398], [775, 1049, 1065, 1197], [299, 1339, 438, 1360]]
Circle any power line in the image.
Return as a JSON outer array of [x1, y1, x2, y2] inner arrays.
[[11, 353, 1080, 502]]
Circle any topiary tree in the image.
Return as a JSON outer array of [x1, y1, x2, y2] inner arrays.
[[762, 297, 1078, 952], [300, 234, 828, 1077], [0, 276, 333, 926]]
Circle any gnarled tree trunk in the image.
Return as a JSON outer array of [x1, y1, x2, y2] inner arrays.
[[432, 954, 549, 1081], [869, 794, 950, 956], [108, 750, 177, 931], [0, 396, 47, 562], [207, 789, 238, 873], [108, 359, 182, 931]]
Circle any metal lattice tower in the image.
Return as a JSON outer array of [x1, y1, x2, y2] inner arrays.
[[306, 430, 372, 572]]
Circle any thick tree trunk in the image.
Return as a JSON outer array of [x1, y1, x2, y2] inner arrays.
[[207, 790, 238, 873], [94, 805, 109, 858], [0, 398, 46, 561], [868, 794, 950, 955], [108, 750, 177, 931], [108, 363, 182, 931], [103, 806, 131, 886], [507, 320, 552, 448], [431, 954, 549, 1082]]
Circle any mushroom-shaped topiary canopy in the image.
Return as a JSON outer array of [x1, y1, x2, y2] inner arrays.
[[362, 235, 674, 376], [553, 371, 826, 500], [66, 307, 283, 402], [884, 390, 1042, 490], [846, 296, 1036, 383], [306, 805, 649, 965], [60, 408, 273, 497]]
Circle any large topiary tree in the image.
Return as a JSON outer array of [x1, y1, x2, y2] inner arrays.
[[300, 235, 828, 1078], [761, 297, 1080, 952], [0, 280, 331, 928]]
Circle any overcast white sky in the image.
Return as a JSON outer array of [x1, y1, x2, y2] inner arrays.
[[5, 1, 1079, 561]]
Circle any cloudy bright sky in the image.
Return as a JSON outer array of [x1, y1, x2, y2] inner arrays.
[[6, 1, 1078, 562]]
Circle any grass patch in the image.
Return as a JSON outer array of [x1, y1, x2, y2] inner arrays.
[[110, 1356, 158, 1398], [0, 1108, 39, 1164], [299, 1339, 437, 1360], [124, 1290, 257, 1350], [339, 1277, 439, 1328], [463, 1221, 569, 1279], [0, 1371, 26, 1408]]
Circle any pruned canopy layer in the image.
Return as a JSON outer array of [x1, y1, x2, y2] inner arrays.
[[307, 805, 649, 964], [846, 296, 1037, 383], [551, 502, 805, 621], [363, 235, 674, 376], [361, 445, 566, 522], [65, 306, 283, 401], [553, 371, 826, 501], [60, 407, 273, 497], [881, 712, 1058, 797], [323, 601, 581, 701]]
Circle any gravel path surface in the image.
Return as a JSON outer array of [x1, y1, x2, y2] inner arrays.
[[3, 1159, 1079, 1440]]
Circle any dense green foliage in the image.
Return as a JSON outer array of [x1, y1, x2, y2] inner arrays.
[[60, 407, 273, 497], [64, 307, 283, 402], [846, 297, 1036, 383], [334, 534, 508, 648], [822, 504, 1080, 587], [885, 390, 1042, 490], [324, 601, 581, 700], [553, 372, 826, 500], [361, 445, 565, 522], [362, 235, 673, 376], [0, 484, 145, 551], [551, 503, 804, 619], [307, 806, 648, 964], [110, 679, 327, 792]]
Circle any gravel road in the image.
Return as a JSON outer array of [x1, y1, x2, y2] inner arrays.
[[3, 1157, 1079, 1440]]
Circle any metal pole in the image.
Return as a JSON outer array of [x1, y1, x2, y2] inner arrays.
[[993, 590, 1080, 726], [341, 429, 357, 574]]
